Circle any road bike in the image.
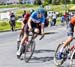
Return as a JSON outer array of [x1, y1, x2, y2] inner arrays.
[[54, 40, 75, 67], [17, 30, 44, 63]]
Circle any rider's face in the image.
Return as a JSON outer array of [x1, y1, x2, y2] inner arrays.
[[37, 13, 42, 18]]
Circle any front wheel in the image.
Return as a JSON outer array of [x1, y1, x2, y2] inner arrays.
[[54, 43, 68, 66], [17, 41, 20, 51], [70, 50, 75, 67], [24, 40, 35, 63]]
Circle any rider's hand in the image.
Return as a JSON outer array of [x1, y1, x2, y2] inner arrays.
[[29, 27, 32, 32], [41, 32, 44, 36]]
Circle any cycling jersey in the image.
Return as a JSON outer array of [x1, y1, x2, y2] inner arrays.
[[67, 22, 74, 36], [24, 11, 45, 34], [23, 13, 30, 24], [30, 11, 45, 24], [67, 16, 75, 37], [70, 16, 75, 25]]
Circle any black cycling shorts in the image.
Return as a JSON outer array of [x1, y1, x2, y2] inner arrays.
[[67, 22, 74, 37], [24, 22, 41, 34]]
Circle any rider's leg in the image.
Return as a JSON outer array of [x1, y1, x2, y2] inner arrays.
[[17, 43, 24, 58], [33, 28, 39, 39], [34, 28, 39, 33], [17, 29, 24, 41], [17, 22, 29, 58], [11, 23, 14, 31], [13, 21, 15, 31], [17, 24, 25, 41], [17, 33, 28, 58], [60, 22, 74, 52], [60, 36, 73, 52], [20, 30, 24, 37], [20, 33, 28, 45]]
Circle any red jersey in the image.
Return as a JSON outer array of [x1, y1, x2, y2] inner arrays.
[[70, 16, 75, 25], [23, 13, 31, 24]]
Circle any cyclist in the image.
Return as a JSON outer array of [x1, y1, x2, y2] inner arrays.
[[38, 5, 47, 18], [17, 11, 30, 41], [58, 15, 75, 59], [17, 9, 46, 59], [38, 5, 49, 27]]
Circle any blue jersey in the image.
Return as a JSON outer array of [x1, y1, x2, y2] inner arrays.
[[30, 11, 45, 24]]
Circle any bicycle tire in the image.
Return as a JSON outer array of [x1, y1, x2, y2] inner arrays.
[[24, 40, 35, 63], [17, 34, 24, 51], [17, 41, 20, 51], [70, 50, 75, 67], [54, 43, 67, 66]]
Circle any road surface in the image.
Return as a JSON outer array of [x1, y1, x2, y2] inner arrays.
[[0, 25, 75, 67]]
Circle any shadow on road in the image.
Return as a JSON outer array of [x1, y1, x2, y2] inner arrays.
[[34, 49, 55, 54], [29, 49, 55, 63], [31, 56, 53, 62], [39, 31, 57, 40], [44, 31, 57, 35]]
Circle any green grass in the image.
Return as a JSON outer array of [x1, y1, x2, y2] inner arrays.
[[0, 20, 21, 31]]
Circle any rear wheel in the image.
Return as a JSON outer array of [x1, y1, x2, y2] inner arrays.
[[24, 40, 35, 63]]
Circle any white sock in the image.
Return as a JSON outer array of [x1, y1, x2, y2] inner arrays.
[[17, 44, 22, 55], [60, 47, 64, 53]]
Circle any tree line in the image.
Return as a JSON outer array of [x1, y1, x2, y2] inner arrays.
[[34, 0, 75, 5]]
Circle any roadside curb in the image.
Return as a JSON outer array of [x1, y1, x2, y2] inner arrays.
[[0, 29, 21, 33]]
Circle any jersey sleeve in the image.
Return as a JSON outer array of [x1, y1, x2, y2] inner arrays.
[[30, 12, 40, 23], [40, 16, 45, 24], [30, 12, 36, 19]]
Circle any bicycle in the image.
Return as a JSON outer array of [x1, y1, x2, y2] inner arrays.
[[17, 30, 44, 63], [54, 40, 75, 67]]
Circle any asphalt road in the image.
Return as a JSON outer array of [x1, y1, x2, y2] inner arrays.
[[0, 25, 75, 67]]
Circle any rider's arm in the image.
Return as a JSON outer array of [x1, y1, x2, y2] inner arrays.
[[28, 12, 36, 29], [31, 18, 40, 23], [21, 15, 27, 30], [21, 21, 24, 30], [41, 23, 44, 35], [40, 17, 45, 35], [28, 18, 32, 29]]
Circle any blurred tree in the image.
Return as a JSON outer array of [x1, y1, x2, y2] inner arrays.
[[43, 0, 49, 5], [19, 0, 23, 4], [61, 0, 71, 4], [52, 0, 60, 5], [34, 0, 42, 5], [44, 0, 52, 4], [72, 0, 75, 4], [49, 0, 52, 4]]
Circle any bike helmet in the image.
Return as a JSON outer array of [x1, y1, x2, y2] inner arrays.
[[30, 9, 34, 14], [37, 8, 45, 15]]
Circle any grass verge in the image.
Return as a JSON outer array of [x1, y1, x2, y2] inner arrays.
[[0, 20, 21, 32]]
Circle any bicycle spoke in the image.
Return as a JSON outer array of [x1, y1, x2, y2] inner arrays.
[[24, 40, 35, 63]]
